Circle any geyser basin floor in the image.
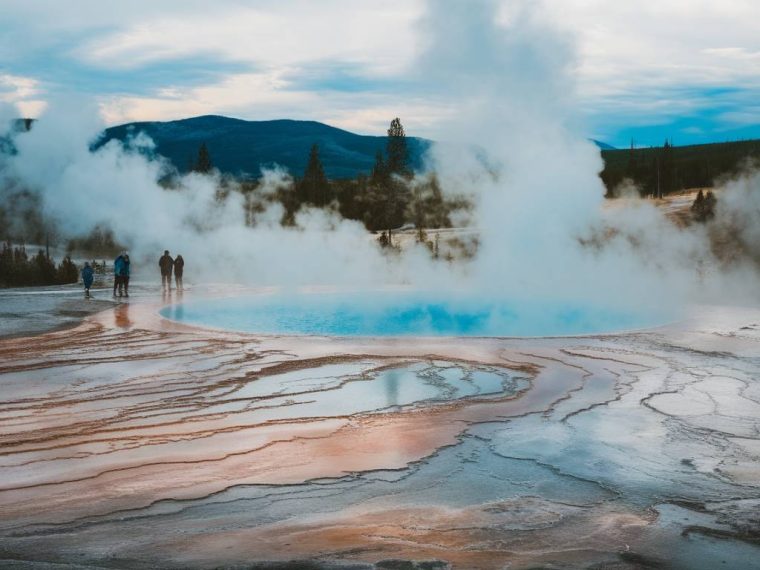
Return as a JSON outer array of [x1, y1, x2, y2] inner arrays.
[[0, 296, 759, 569], [161, 291, 674, 337]]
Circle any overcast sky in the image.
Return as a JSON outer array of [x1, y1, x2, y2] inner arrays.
[[1, 0, 759, 147]]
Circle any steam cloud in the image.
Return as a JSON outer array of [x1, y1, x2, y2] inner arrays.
[[1, 0, 758, 313], [418, 0, 760, 310]]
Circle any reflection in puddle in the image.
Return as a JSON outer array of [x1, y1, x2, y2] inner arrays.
[[229, 361, 530, 422], [114, 303, 132, 329]]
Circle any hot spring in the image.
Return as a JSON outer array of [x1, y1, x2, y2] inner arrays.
[[160, 291, 674, 337]]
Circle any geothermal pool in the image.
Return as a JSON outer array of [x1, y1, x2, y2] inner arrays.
[[161, 291, 672, 337], [1, 292, 760, 569]]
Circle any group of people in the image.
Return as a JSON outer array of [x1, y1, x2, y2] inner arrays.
[[159, 250, 184, 291], [78, 252, 130, 298], [79, 250, 185, 297]]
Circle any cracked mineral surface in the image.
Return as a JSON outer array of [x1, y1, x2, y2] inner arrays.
[[0, 290, 759, 569]]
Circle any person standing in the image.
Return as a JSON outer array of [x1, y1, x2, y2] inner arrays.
[[159, 250, 174, 290], [122, 253, 131, 298], [81, 261, 94, 298], [113, 252, 126, 297], [174, 254, 184, 291]]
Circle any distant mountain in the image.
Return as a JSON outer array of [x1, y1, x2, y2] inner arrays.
[[99, 115, 431, 179], [98, 115, 618, 179]]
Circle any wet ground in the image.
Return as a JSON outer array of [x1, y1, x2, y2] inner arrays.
[[0, 285, 115, 338], [0, 286, 759, 569]]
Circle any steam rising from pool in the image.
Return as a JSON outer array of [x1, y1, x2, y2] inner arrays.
[[161, 292, 673, 337]]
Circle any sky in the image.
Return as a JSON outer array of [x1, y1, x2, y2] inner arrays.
[[1, 0, 759, 148]]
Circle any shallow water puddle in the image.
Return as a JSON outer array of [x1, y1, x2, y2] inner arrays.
[[229, 360, 528, 419]]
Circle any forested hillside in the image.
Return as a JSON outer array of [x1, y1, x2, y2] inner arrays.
[[600, 139, 760, 197]]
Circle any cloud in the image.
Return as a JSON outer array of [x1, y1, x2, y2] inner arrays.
[[0, 74, 39, 99], [98, 68, 449, 136], [548, 0, 760, 144], [0, 74, 45, 117], [0, 0, 759, 144], [75, 1, 423, 75], [717, 108, 760, 128], [97, 70, 307, 125]]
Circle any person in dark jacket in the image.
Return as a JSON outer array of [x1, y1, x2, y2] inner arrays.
[[174, 254, 184, 291], [122, 253, 131, 297], [81, 261, 94, 298], [113, 252, 126, 297], [159, 250, 174, 290]]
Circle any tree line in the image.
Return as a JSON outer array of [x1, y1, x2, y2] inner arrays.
[[195, 117, 469, 247], [6, 116, 751, 267], [601, 139, 760, 198], [0, 242, 79, 287], [1, 117, 468, 271]]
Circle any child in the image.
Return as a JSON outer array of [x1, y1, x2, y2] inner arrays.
[[81, 261, 94, 298]]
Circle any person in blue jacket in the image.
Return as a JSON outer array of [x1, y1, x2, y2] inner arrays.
[[113, 252, 126, 297], [81, 261, 94, 298]]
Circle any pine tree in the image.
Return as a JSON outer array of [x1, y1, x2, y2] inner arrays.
[[56, 255, 78, 284], [371, 149, 387, 184], [407, 173, 450, 231], [386, 118, 409, 177], [192, 143, 213, 174], [691, 189, 706, 222], [298, 143, 331, 207], [660, 139, 675, 196], [704, 190, 717, 221], [362, 150, 389, 231], [33, 249, 56, 285], [382, 118, 413, 242]]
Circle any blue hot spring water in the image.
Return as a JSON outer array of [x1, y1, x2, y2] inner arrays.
[[160, 291, 671, 337]]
